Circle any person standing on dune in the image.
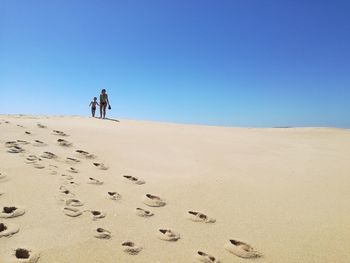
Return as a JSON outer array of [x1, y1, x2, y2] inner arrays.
[[99, 89, 111, 119], [89, 97, 99, 117]]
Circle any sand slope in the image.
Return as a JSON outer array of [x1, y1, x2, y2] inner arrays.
[[0, 115, 349, 262]]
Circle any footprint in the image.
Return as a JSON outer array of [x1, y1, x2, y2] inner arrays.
[[63, 207, 82, 217], [65, 199, 84, 207], [41, 151, 57, 159], [67, 167, 78, 173], [16, 139, 30, 145], [123, 175, 145, 185], [33, 140, 46, 147], [157, 229, 180, 241], [58, 186, 75, 200], [0, 172, 7, 181], [142, 194, 166, 207], [63, 181, 79, 187], [87, 177, 103, 185], [93, 162, 109, 170], [94, 228, 111, 239], [61, 174, 74, 180], [17, 124, 24, 128], [0, 206, 25, 218], [88, 210, 106, 220], [194, 251, 220, 263], [49, 169, 58, 175], [24, 131, 31, 135], [53, 130, 68, 136], [187, 211, 216, 223], [5, 141, 17, 148], [57, 139, 72, 147], [32, 163, 45, 169], [135, 208, 153, 217], [58, 193, 75, 202], [121, 241, 142, 255], [7, 146, 25, 153], [75, 150, 96, 159], [76, 150, 88, 154], [59, 185, 70, 192], [0, 222, 20, 237], [225, 239, 262, 258], [25, 155, 42, 164], [107, 192, 121, 200], [48, 166, 58, 175], [66, 157, 80, 164], [13, 248, 39, 263], [37, 123, 47, 128]]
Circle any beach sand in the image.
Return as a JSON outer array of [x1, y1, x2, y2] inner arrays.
[[0, 115, 349, 262]]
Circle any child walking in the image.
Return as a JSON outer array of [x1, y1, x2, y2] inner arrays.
[[89, 97, 99, 117]]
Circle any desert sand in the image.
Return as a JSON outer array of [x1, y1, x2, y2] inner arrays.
[[0, 114, 349, 263]]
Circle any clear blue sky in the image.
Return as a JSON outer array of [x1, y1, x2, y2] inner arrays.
[[1, 0, 349, 127]]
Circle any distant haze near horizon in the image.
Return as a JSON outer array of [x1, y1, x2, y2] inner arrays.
[[1, 1, 349, 128]]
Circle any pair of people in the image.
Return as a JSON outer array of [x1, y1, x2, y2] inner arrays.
[[89, 89, 111, 119]]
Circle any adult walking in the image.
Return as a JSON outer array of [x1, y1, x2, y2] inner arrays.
[[99, 88, 111, 119]]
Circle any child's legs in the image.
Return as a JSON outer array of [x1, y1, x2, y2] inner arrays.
[[92, 107, 96, 117]]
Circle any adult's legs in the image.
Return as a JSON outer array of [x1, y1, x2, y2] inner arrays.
[[102, 104, 107, 119], [100, 104, 103, 118]]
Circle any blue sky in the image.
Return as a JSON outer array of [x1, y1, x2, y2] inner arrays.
[[1, 0, 349, 127]]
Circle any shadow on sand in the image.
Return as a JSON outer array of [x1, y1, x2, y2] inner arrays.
[[100, 117, 120, 122]]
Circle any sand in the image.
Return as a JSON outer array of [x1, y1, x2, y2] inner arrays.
[[0, 114, 349, 262]]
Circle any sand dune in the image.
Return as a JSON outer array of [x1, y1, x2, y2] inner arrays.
[[1, 115, 350, 262]]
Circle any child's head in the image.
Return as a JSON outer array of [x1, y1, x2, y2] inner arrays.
[[93, 97, 97, 101]]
